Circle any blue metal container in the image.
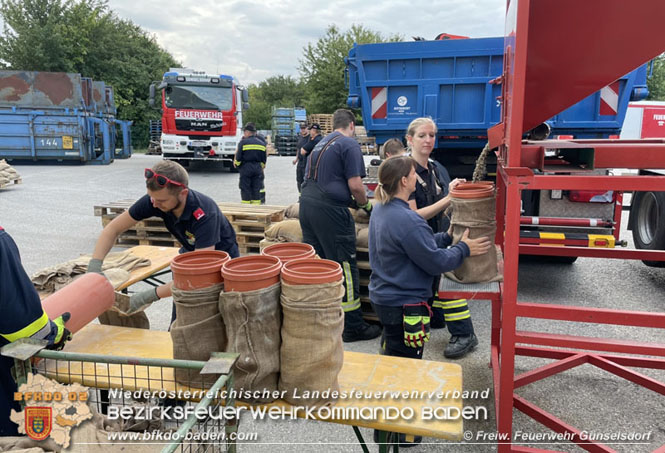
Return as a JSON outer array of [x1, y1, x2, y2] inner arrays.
[[346, 38, 648, 152], [0, 71, 131, 164]]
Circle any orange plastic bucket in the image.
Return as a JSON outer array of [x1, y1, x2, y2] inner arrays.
[[171, 250, 230, 290], [451, 182, 495, 199], [281, 259, 343, 285], [221, 255, 282, 292], [42, 273, 114, 334], [261, 242, 316, 264]]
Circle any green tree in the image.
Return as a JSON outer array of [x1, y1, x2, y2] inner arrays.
[[647, 55, 665, 101], [244, 75, 306, 130], [298, 24, 401, 115], [0, 0, 179, 147]]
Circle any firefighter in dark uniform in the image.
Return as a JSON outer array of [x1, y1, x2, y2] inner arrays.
[[234, 122, 267, 205], [299, 109, 381, 342], [1, 227, 71, 436], [293, 123, 310, 192], [87, 160, 239, 319], [406, 117, 477, 358]]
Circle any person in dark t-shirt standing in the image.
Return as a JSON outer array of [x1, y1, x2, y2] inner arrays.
[[299, 109, 381, 343]]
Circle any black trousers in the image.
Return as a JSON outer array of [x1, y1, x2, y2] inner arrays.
[[0, 355, 20, 436], [296, 163, 306, 192], [238, 162, 263, 202], [372, 303, 423, 360], [299, 182, 365, 332]]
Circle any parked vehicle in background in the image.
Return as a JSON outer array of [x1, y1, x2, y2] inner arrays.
[[621, 101, 665, 266], [0, 70, 131, 164], [347, 37, 651, 259], [149, 68, 249, 171]]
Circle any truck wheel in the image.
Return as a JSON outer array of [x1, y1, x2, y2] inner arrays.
[[632, 191, 665, 267]]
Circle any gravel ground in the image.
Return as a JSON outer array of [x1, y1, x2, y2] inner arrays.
[[1, 154, 664, 452]]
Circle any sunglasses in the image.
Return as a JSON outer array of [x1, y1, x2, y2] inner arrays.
[[144, 168, 186, 188]]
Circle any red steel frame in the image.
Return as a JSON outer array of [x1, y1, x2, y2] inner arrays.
[[442, 1, 665, 451]]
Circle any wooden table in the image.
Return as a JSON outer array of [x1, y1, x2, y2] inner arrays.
[[114, 245, 179, 291], [38, 246, 179, 299], [46, 324, 464, 443]]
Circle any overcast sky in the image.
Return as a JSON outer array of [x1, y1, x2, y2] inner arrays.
[[108, 0, 506, 85]]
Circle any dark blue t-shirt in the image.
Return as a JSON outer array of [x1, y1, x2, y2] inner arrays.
[[304, 131, 366, 204], [129, 190, 239, 257]]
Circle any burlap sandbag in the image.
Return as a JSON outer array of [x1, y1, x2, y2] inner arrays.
[[284, 202, 299, 219], [356, 226, 369, 248], [259, 238, 281, 251], [172, 283, 224, 326], [97, 289, 149, 329], [171, 314, 226, 388], [218, 283, 281, 403], [279, 280, 344, 407], [445, 195, 502, 283], [264, 219, 303, 242], [171, 284, 227, 388], [98, 309, 150, 329]]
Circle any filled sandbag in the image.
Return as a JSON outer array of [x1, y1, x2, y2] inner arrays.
[[259, 238, 281, 251], [279, 280, 344, 407], [218, 283, 281, 403], [445, 195, 502, 283], [349, 199, 377, 225], [264, 219, 303, 243], [170, 284, 227, 388], [172, 283, 224, 326], [284, 202, 299, 219], [356, 226, 369, 249]]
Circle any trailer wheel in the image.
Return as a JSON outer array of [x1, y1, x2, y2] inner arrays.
[[632, 191, 665, 267]]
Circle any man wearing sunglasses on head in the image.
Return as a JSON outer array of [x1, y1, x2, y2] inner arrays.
[[87, 160, 239, 318]]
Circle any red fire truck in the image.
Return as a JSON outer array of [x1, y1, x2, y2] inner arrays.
[[149, 68, 249, 171]]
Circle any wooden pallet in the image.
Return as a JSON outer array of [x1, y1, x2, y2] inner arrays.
[[238, 244, 261, 255], [355, 247, 377, 321], [308, 114, 334, 135], [116, 235, 181, 248], [95, 200, 287, 249], [0, 177, 22, 189]]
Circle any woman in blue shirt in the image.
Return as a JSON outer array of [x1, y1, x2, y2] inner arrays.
[[368, 156, 491, 360]]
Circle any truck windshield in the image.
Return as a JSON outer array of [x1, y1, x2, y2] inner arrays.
[[164, 85, 232, 111]]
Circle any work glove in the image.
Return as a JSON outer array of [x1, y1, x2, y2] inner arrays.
[[46, 312, 72, 351], [359, 200, 373, 216], [128, 288, 160, 314], [403, 303, 432, 348], [87, 258, 103, 274]]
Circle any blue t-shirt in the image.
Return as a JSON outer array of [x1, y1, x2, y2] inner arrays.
[[129, 190, 239, 257], [368, 198, 469, 307], [304, 131, 366, 204]]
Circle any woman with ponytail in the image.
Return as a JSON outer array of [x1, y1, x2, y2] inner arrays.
[[368, 155, 490, 446]]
